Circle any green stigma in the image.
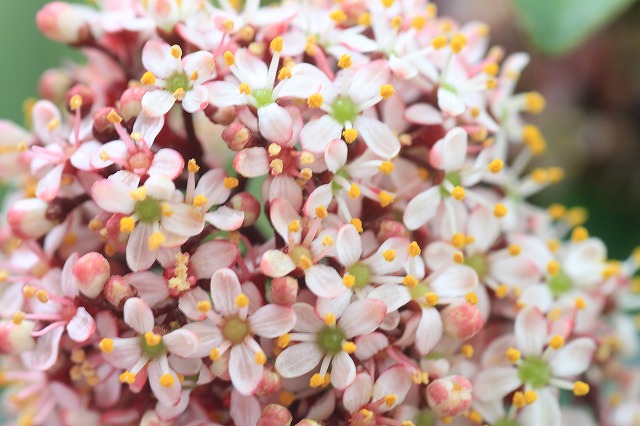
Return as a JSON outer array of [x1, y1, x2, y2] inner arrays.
[[317, 326, 346, 354], [134, 198, 163, 223], [549, 271, 572, 296], [252, 88, 273, 107], [222, 317, 250, 344], [346, 263, 371, 290], [330, 97, 358, 124], [518, 356, 551, 388], [165, 72, 189, 94]]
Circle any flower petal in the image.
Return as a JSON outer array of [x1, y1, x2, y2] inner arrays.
[[260, 250, 295, 278], [126, 223, 157, 272], [66, 307, 95, 342], [234, 147, 269, 178], [373, 366, 412, 411], [210, 268, 241, 316], [515, 306, 547, 357], [354, 115, 400, 159], [336, 224, 363, 267], [229, 342, 263, 395], [429, 264, 479, 300], [142, 39, 180, 79], [190, 240, 240, 280], [275, 342, 323, 378], [249, 304, 296, 338], [404, 187, 441, 230], [438, 87, 465, 116], [338, 299, 386, 339], [205, 207, 244, 231], [181, 85, 209, 113], [101, 337, 141, 369], [126, 271, 169, 307], [300, 115, 343, 154], [549, 337, 596, 377], [415, 307, 443, 355], [123, 297, 154, 334], [142, 90, 176, 117], [368, 284, 411, 313], [205, 80, 247, 107], [473, 367, 521, 402], [148, 358, 181, 407], [324, 138, 348, 173], [343, 373, 373, 413], [148, 148, 185, 179], [305, 264, 346, 299], [257, 103, 293, 145], [331, 351, 357, 390], [429, 127, 467, 172]]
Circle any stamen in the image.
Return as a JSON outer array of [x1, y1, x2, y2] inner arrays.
[[310, 373, 324, 388], [451, 186, 465, 200], [270, 36, 283, 53], [188, 158, 200, 173], [453, 251, 464, 264], [170, 45, 182, 58], [107, 109, 123, 123], [159, 373, 174, 387], [254, 351, 267, 365], [307, 93, 324, 109], [383, 250, 396, 262], [357, 12, 371, 26], [12, 311, 25, 325], [148, 232, 165, 250], [343, 274, 355, 288], [403, 274, 418, 288], [379, 161, 394, 174], [329, 10, 347, 24], [277, 334, 291, 348], [488, 159, 504, 173], [189, 70, 199, 81], [461, 344, 474, 358], [315, 205, 328, 218], [173, 88, 186, 100], [69, 95, 83, 111], [235, 293, 249, 308], [508, 244, 521, 256], [342, 128, 358, 143], [239, 83, 251, 94], [571, 226, 589, 242], [324, 313, 336, 326], [384, 394, 397, 406], [224, 177, 239, 189], [573, 381, 589, 396], [494, 203, 508, 218], [141, 71, 156, 86], [425, 292, 439, 306], [338, 54, 352, 69], [342, 342, 357, 353], [378, 191, 394, 207], [431, 35, 447, 50], [209, 348, 220, 361], [224, 51, 235, 66], [450, 34, 467, 53], [144, 332, 162, 347], [119, 371, 136, 384], [348, 184, 360, 199], [350, 218, 363, 233], [505, 347, 521, 363], [549, 335, 565, 350], [278, 67, 292, 80], [465, 292, 478, 305], [288, 220, 300, 233], [575, 297, 587, 310], [300, 152, 314, 164], [547, 260, 560, 276], [193, 194, 208, 207], [379, 84, 395, 99], [129, 187, 147, 201], [47, 118, 60, 131], [483, 63, 500, 76], [197, 300, 211, 312], [495, 284, 509, 299]]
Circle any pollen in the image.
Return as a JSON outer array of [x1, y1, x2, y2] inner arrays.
[[270, 159, 284, 174], [465, 292, 478, 305], [12, 311, 25, 325], [270, 36, 283, 53], [324, 312, 336, 326], [193, 194, 208, 207], [450, 34, 467, 53], [197, 300, 211, 313], [322, 235, 333, 246], [411, 16, 426, 30], [379, 161, 394, 174], [99, 338, 114, 353], [360, 409, 374, 420], [461, 344, 474, 358], [525, 92, 546, 114], [391, 16, 403, 29], [315, 205, 328, 219], [307, 93, 324, 109], [277, 334, 291, 348], [223, 19, 235, 33], [129, 186, 147, 201], [224, 176, 239, 189], [254, 351, 267, 365], [343, 128, 358, 143], [329, 9, 347, 23], [338, 54, 352, 69], [188, 158, 200, 173], [141, 71, 156, 86], [0, 270, 8, 283], [298, 255, 313, 270], [235, 293, 250, 308], [512, 391, 526, 408], [431, 35, 447, 50], [451, 186, 465, 200], [408, 241, 421, 257], [378, 191, 395, 207], [350, 218, 363, 233], [451, 233, 466, 248], [571, 226, 589, 242], [342, 342, 357, 353], [494, 203, 508, 218], [107, 109, 123, 123], [549, 335, 565, 350], [524, 390, 538, 404], [488, 159, 504, 173], [310, 373, 325, 388], [495, 284, 509, 299], [300, 151, 315, 165], [238, 83, 251, 94], [575, 297, 587, 310], [119, 371, 136, 384], [348, 184, 361, 199], [161, 203, 173, 217], [144, 332, 162, 347], [69, 94, 83, 111], [23, 286, 36, 298], [47, 118, 60, 131], [173, 88, 186, 100], [384, 394, 397, 407], [278, 67, 292, 80], [547, 260, 560, 276], [507, 244, 521, 256], [483, 62, 500, 76], [159, 373, 175, 387], [505, 347, 521, 363], [224, 51, 235, 66], [148, 232, 165, 250], [288, 220, 300, 233], [358, 12, 372, 26], [425, 292, 439, 306], [453, 251, 464, 264], [279, 390, 296, 407], [343, 274, 356, 288], [380, 84, 395, 99], [381, 0, 394, 7], [383, 249, 396, 262], [36, 290, 49, 303], [170, 44, 182, 58], [299, 168, 313, 181], [548, 203, 566, 220], [209, 348, 220, 361], [523, 125, 546, 155], [573, 381, 590, 396], [402, 274, 418, 288]]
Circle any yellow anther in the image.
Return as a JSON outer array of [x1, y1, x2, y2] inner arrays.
[[279, 390, 296, 407], [524, 390, 537, 404], [144, 332, 162, 347], [310, 373, 325, 388], [391, 16, 403, 29], [465, 292, 478, 305], [277, 67, 292, 80], [431, 35, 447, 50], [384, 394, 397, 407], [380, 84, 395, 99], [305, 36, 318, 56], [130, 132, 142, 142], [525, 92, 546, 114], [548, 167, 564, 183], [573, 381, 590, 396], [575, 297, 587, 310], [159, 373, 174, 387], [494, 203, 508, 218], [141, 71, 156, 86], [461, 344, 474, 358], [425, 292, 439, 306], [450, 33, 467, 53], [467, 410, 483, 424], [12, 311, 25, 325], [343, 128, 358, 143], [315, 205, 328, 219], [451, 186, 465, 200], [322, 235, 334, 246], [329, 9, 347, 23], [299, 168, 313, 181], [324, 313, 336, 326], [358, 12, 372, 26], [338, 54, 352, 69], [453, 251, 464, 264], [547, 260, 560, 276], [23, 286, 36, 298], [508, 244, 521, 256], [209, 348, 220, 361], [254, 351, 267, 365], [451, 233, 466, 248], [549, 335, 565, 350], [547, 238, 560, 253], [288, 220, 300, 233], [235, 293, 249, 308], [571, 226, 589, 242], [238, 83, 251, 94], [488, 159, 504, 173], [486, 78, 498, 90], [350, 218, 364, 233], [188, 158, 200, 173], [161, 203, 173, 217], [440, 416, 453, 424], [69, 94, 83, 111], [71, 348, 86, 364], [119, 371, 136, 384], [360, 409, 374, 420], [523, 125, 546, 155], [566, 207, 588, 227], [193, 194, 208, 207], [36, 290, 49, 303], [307, 93, 324, 109], [469, 107, 481, 118], [546, 307, 562, 322], [512, 391, 526, 408], [505, 347, 521, 363], [270, 158, 284, 174], [381, 0, 394, 7], [224, 176, 239, 189], [270, 36, 283, 53], [148, 232, 165, 250], [548, 203, 566, 220], [170, 44, 182, 58], [0, 270, 9, 283], [402, 274, 418, 288], [223, 19, 235, 33], [402, 422, 417, 426], [408, 241, 421, 257], [483, 62, 500, 76], [383, 249, 396, 262], [47, 118, 60, 131], [378, 161, 394, 175], [300, 151, 315, 165], [98, 338, 114, 353], [411, 15, 426, 30], [224, 51, 235, 66], [188, 70, 199, 81], [495, 284, 509, 299], [107, 109, 123, 123], [343, 274, 356, 288], [342, 342, 357, 354], [173, 88, 186, 100], [378, 191, 395, 207], [197, 300, 211, 313], [277, 334, 291, 348], [129, 186, 147, 201], [298, 255, 313, 270], [345, 183, 360, 199]]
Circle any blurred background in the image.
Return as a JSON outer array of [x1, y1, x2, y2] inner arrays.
[[1, 0, 639, 259]]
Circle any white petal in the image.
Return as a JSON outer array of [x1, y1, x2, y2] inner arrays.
[[275, 342, 323, 378], [249, 304, 296, 338], [163, 329, 199, 358], [66, 307, 95, 342], [205, 80, 247, 107], [515, 306, 547, 357], [233, 147, 269, 178], [123, 298, 154, 334], [549, 337, 596, 377], [372, 366, 412, 411], [142, 90, 176, 117], [404, 187, 441, 230], [415, 307, 443, 355], [336, 225, 362, 266], [229, 342, 263, 395], [190, 240, 240, 280], [331, 351, 356, 390], [520, 388, 562, 426], [210, 268, 241, 316], [142, 39, 180, 78], [405, 103, 444, 125], [473, 367, 521, 402], [338, 299, 386, 339], [148, 149, 184, 179], [354, 115, 400, 159], [260, 250, 295, 278], [300, 115, 343, 154], [324, 138, 347, 173], [205, 206, 244, 231], [343, 373, 373, 413], [438, 87, 466, 116], [305, 265, 346, 299], [368, 284, 411, 313], [181, 85, 209, 113], [126, 223, 157, 272], [429, 264, 478, 299], [430, 127, 467, 172]]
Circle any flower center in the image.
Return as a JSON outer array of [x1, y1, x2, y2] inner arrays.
[[415, 410, 438, 426], [222, 316, 250, 344], [317, 326, 346, 354], [252, 88, 273, 107], [347, 262, 371, 290], [134, 198, 163, 223], [440, 172, 462, 197], [140, 335, 166, 359], [494, 419, 520, 426], [464, 254, 488, 278], [410, 282, 429, 301], [166, 72, 189, 94], [331, 170, 349, 193], [441, 82, 458, 94], [517, 356, 551, 388], [331, 97, 358, 124], [548, 271, 572, 296], [290, 246, 312, 265]]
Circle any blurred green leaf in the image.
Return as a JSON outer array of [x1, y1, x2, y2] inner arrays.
[[512, 0, 637, 54]]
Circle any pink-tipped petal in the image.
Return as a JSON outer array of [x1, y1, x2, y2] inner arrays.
[[549, 337, 596, 377], [430, 127, 467, 172], [305, 264, 346, 299], [336, 225, 363, 267], [473, 367, 521, 402], [229, 342, 263, 395], [142, 90, 176, 117], [182, 85, 209, 113], [141, 39, 180, 78], [205, 207, 244, 231], [36, 164, 64, 202], [275, 342, 323, 378], [210, 268, 242, 316], [126, 223, 157, 272], [373, 366, 412, 411], [190, 240, 240, 280], [91, 178, 135, 214], [148, 149, 185, 179], [331, 351, 356, 390], [339, 299, 386, 339], [249, 304, 296, 338], [260, 250, 296, 278], [300, 115, 343, 154], [66, 307, 95, 342], [515, 306, 547, 357], [257, 103, 293, 145], [415, 307, 443, 355], [343, 373, 373, 413], [234, 147, 269, 178], [148, 358, 181, 407], [354, 115, 400, 159], [123, 297, 154, 334], [163, 328, 199, 358]]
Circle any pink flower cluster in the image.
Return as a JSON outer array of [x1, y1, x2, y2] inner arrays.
[[0, 0, 638, 425]]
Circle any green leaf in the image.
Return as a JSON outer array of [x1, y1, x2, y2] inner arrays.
[[512, 0, 637, 54]]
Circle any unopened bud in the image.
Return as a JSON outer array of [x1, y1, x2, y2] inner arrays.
[[270, 276, 299, 305], [425, 375, 473, 417], [377, 220, 409, 240], [229, 192, 260, 227], [257, 404, 292, 426], [38, 69, 72, 104], [73, 252, 110, 298], [119, 87, 146, 123], [0, 320, 36, 354], [255, 369, 282, 397], [441, 302, 484, 340], [222, 122, 251, 151], [92, 107, 121, 143], [7, 198, 57, 240], [36, 2, 91, 44], [104, 275, 136, 308]]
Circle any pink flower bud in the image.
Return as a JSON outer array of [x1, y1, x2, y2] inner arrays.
[[425, 375, 472, 417], [36, 2, 91, 44], [7, 198, 57, 240], [222, 122, 252, 151], [0, 320, 35, 354], [377, 220, 408, 241], [93, 107, 120, 142], [441, 302, 484, 340], [0, 121, 32, 180], [421, 357, 451, 379], [38, 69, 72, 104], [255, 368, 282, 397], [119, 87, 145, 123], [73, 252, 110, 298], [230, 192, 260, 227], [295, 420, 321, 426], [104, 275, 135, 308], [65, 84, 94, 117], [270, 276, 299, 305], [257, 404, 292, 426], [209, 106, 237, 125]]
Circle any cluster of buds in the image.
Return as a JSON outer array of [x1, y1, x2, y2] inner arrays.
[[0, 0, 638, 425]]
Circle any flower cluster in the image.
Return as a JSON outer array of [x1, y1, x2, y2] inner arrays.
[[0, 0, 638, 425]]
